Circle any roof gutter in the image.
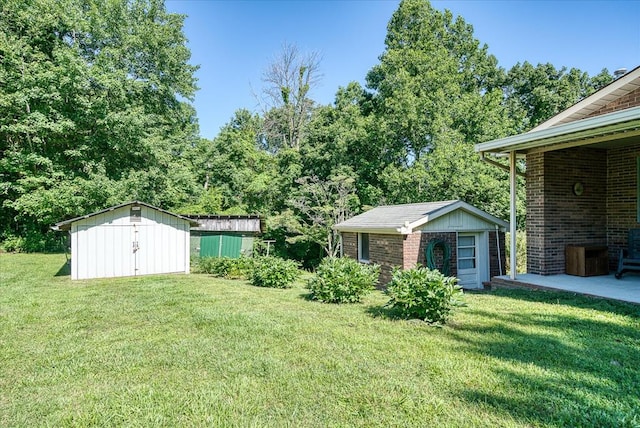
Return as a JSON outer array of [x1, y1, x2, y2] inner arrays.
[[475, 106, 640, 154]]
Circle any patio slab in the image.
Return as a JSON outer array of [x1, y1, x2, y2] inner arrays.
[[491, 273, 640, 304]]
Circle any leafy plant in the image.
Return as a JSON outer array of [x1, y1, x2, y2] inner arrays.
[[0, 231, 67, 253], [307, 257, 379, 303], [385, 266, 463, 324], [250, 256, 300, 289], [196, 256, 254, 279]]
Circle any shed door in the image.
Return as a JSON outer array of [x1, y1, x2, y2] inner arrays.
[[74, 224, 136, 279], [200, 235, 221, 257], [457, 233, 480, 289], [220, 235, 242, 258]]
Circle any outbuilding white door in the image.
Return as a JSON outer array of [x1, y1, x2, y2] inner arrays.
[[457, 233, 489, 289]]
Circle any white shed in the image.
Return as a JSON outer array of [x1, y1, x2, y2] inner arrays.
[[53, 201, 198, 280]]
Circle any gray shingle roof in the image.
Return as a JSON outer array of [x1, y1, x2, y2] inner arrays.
[[334, 200, 508, 234]]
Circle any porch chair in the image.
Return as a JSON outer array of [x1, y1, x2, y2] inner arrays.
[[615, 229, 640, 279]]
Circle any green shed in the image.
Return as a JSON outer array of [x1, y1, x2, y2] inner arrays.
[[186, 215, 262, 259]]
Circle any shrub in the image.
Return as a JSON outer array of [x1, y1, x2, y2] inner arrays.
[[1, 235, 26, 253], [196, 256, 254, 279], [307, 257, 379, 303], [0, 231, 67, 253], [250, 256, 300, 289], [385, 266, 463, 324]]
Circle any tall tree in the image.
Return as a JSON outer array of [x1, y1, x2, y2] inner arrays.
[[192, 109, 278, 214], [504, 62, 613, 131], [365, 0, 503, 164], [0, 0, 199, 247], [259, 42, 321, 151], [288, 175, 360, 258]]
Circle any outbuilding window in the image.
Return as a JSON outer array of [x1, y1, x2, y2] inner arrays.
[[358, 233, 370, 263]]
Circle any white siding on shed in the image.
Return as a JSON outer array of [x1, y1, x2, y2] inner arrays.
[[418, 210, 498, 232], [70, 205, 191, 280]]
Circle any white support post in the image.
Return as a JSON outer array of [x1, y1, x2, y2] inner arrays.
[[510, 151, 517, 279]]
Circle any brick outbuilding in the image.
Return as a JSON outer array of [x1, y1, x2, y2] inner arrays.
[[334, 200, 508, 288]]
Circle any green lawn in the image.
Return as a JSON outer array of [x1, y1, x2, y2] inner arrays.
[[1, 254, 639, 427]]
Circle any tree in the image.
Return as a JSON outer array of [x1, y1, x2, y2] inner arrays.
[[288, 175, 360, 258], [365, 0, 503, 163], [504, 62, 613, 131], [193, 109, 279, 214], [259, 42, 322, 151], [0, 0, 199, 247]]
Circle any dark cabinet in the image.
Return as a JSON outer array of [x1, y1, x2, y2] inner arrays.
[[565, 245, 609, 277]]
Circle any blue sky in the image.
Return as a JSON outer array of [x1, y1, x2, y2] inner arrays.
[[165, 0, 640, 140]]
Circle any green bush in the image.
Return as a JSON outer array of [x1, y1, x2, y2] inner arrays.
[[196, 256, 254, 279], [0, 231, 67, 253], [307, 257, 379, 303], [385, 266, 463, 324], [1, 235, 26, 253], [250, 256, 300, 289]]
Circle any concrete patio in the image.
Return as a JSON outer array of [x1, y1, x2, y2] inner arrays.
[[491, 272, 640, 305]]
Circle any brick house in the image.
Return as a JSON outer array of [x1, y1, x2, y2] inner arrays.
[[475, 65, 640, 279], [334, 200, 508, 288]]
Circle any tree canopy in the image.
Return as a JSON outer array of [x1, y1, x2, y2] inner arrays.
[[0, 0, 613, 260]]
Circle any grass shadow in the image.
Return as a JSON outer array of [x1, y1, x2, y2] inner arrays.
[[445, 296, 640, 426], [54, 261, 71, 277], [490, 287, 640, 318], [298, 291, 316, 301], [365, 304, 406, 321]]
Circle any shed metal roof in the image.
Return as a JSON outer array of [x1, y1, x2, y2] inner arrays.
[[52, 201, 199, 231], [334, 200, 508, 235], [185, 214, 262, 233]]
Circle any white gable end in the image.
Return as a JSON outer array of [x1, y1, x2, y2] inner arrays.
[[418, 209, 500, 232]]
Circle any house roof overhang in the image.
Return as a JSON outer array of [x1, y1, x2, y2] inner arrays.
[[474, 106, 640, 156]]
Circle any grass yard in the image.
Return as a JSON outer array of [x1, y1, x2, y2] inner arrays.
[[1, 254, 640, 427]]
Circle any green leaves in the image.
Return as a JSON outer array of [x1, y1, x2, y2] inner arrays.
[[0, 0, 199, 243], [307, 257, 380, 303], [250, 256, 300, 289], [385, 266, 464, 324]]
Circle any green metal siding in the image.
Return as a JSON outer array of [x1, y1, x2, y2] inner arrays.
[[220, 235, 242, 258], [190, 235, 201, 257], [241, 236, 254, 256], [198, 234, 243, 258]]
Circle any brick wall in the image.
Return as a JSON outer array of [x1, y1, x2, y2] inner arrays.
[[342, 232, 358, 259], [342, 229, 506, 285], [586, 86, 640, 118], [339, 232, 403, 285], [368, 233, 403, 285], [419, 232, 457, 276], [403, 232, 423, 269], [606, 144, 640, 266], [488, 231, 507, 278], [526, 147, 607, 275]]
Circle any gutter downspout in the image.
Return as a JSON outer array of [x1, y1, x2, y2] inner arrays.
[[509, 151, 517, 280], [495, 224, 502, 276]]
